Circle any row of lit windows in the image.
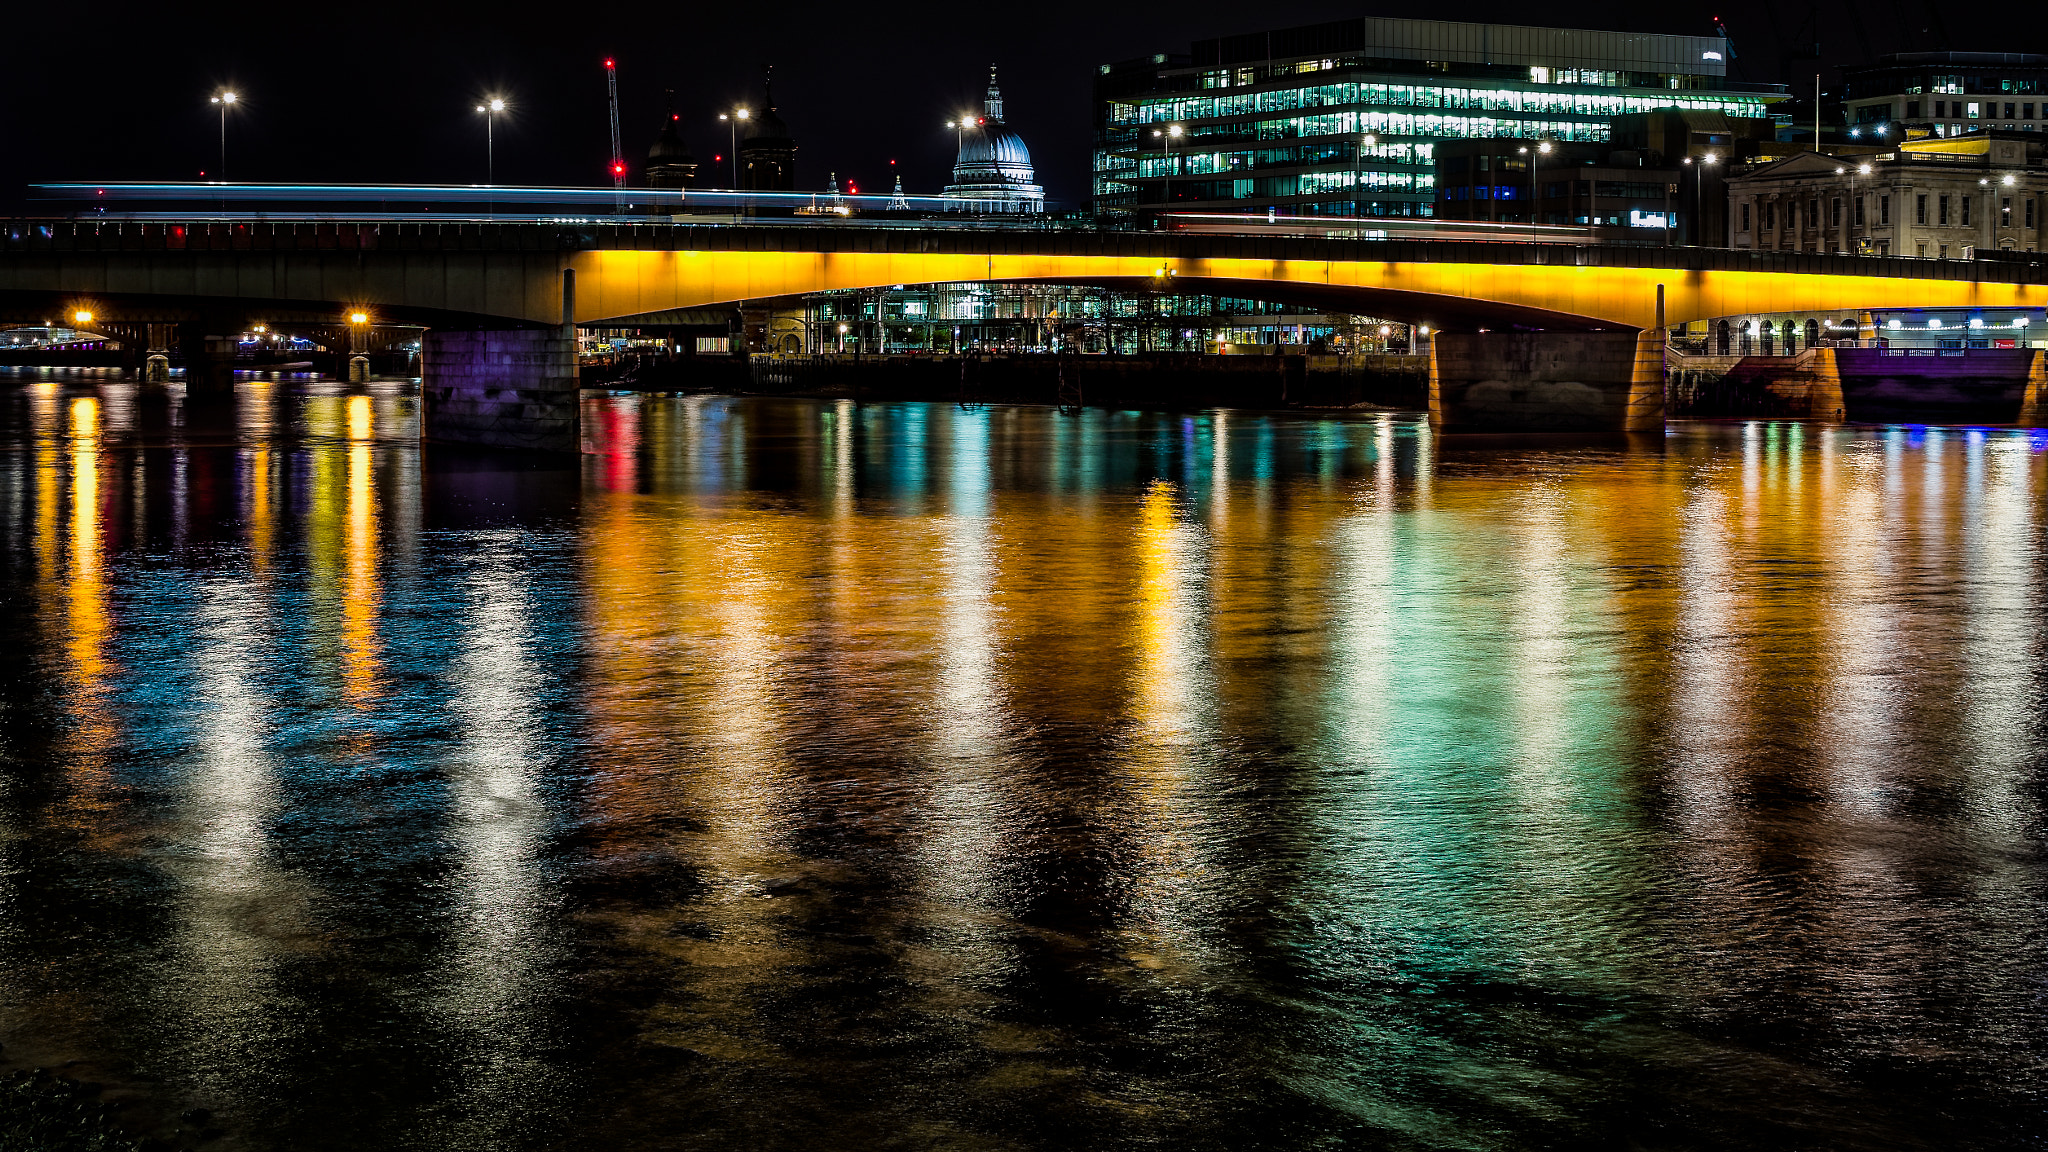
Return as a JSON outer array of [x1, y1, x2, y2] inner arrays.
[[1908, 75, 2040, 95], [1151, 172, 1428, 199], [1119, 87, 1767, 124], [1190, 59, 1717, 93], [1115, 111, 1616, 150], [1138, 153, 1437, 186]]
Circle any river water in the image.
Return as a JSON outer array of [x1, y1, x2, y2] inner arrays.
[[1, 370, 2044, 1151]]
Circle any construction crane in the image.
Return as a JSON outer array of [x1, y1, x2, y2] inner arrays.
[[604, 57, 625, 213]]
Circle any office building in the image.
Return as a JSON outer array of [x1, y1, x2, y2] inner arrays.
[[1092, 17, 1785, 222], [1725, 131, 2048, 256], [1843, 52, 2048, 141], [1435, 109, 1772, 243]]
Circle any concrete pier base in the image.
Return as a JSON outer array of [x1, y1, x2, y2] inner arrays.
[[178, 324, 239, 396], [421, 329, 581, 453], [1429, 331, 1665, 432]]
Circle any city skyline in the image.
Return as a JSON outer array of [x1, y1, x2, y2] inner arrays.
[[10, 0, 2048, 205]]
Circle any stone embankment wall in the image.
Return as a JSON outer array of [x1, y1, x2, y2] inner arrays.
[[1670, 348, 2046, 423]]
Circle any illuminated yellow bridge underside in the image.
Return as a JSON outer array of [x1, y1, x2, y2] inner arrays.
[[568, 249, 2048, 331]]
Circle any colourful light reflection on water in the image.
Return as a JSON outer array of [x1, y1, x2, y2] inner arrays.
[[0, 378, 2043, 1150]]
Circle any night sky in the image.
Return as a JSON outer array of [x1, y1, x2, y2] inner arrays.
[[6, 0, 2042, 209]]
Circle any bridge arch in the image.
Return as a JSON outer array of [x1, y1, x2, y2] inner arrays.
[[566, 246, 2048, 335]]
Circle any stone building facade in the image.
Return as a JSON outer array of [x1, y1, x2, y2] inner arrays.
[[1725, 132, 2048, 257]]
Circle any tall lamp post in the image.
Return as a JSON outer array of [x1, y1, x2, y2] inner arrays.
[[1352, 131, 1377, 225], [209, 91, 236, 179], [1150, 123, 1183, 211], [475, 98, 506, 185], [1519, 139, 1552, 240], [1857, 163, 1874, 254], [1691, 153, 1718, 245], [718, 108, 749, 188], [945, 115, 979, 154]]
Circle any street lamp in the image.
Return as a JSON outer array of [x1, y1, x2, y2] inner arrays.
[[945, 115, 980, 155], [475, 98, 507, 185], [1150, 124, 1184, 208], [209, 91, 236, 179], [718, 108, 750, 188], [73, 310, 93, 326], [1522, 139, 1553, 239], [1352, 131, 1378, 219], [1689, 153, 1718, 244]]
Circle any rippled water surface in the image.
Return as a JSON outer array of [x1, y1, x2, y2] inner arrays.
[[1, 372, 2045, 1150]]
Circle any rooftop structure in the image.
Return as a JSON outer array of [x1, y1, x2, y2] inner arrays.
[[644, 94, 697, 189], [740, 67, 797, 191], [1843, 52, 2048, 142]]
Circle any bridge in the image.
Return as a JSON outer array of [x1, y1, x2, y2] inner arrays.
[[8, 215, 2048, 449]]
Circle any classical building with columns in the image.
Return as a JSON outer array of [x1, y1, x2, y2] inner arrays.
[[1724, 131, 2048, 257]]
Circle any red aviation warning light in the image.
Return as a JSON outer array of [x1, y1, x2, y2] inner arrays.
[[604, 56, 625, 207]]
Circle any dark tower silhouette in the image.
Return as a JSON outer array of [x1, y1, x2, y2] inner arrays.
[[739, 65, 796, 191], [645, 90, 698, 188]]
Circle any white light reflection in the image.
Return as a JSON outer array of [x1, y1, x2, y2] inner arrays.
[[1668, 477, 1746, 828], [1956, 434, 2040, 837], [916, 407, 1019, 921], [1505, 488, 1576, 806], [1814, 428, 1900, 816], [436, 545, 556, 1125], [164, 575, 307, 1106]]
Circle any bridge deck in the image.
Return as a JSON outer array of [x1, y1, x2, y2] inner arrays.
[[8, 219, 2046, 287]]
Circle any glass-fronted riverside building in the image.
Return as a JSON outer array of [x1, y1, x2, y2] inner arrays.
[[1093, 17, 1786, 221]]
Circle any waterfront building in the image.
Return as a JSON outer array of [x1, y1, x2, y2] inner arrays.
[[1092, 17, 1784, 222], [778, 283, 1413, 355], [1725, 131, 2048, 257], [740, 69, 797, 191], [1843, 52, 2048, 141], [1679, 306, 2046, 355], [644, 100, 698, 189], [944, 67, 1046, 213]]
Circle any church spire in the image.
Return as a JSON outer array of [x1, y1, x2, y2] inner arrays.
[[984, 64, 1004, 124]]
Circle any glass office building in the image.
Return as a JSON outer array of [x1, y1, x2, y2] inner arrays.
[[1842, 52, 2048, 140], [1094, 17, 1786, 221]]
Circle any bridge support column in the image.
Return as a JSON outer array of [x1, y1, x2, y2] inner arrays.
[[1428, 330, 1665, 432], [420, 329, 581, 453], [178, 323, 239, 396], [421, 267, 581, 453]]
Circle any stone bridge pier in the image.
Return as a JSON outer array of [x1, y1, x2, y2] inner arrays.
[[1428, 329, 1665, 432], [421, 269, 581, 454]]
